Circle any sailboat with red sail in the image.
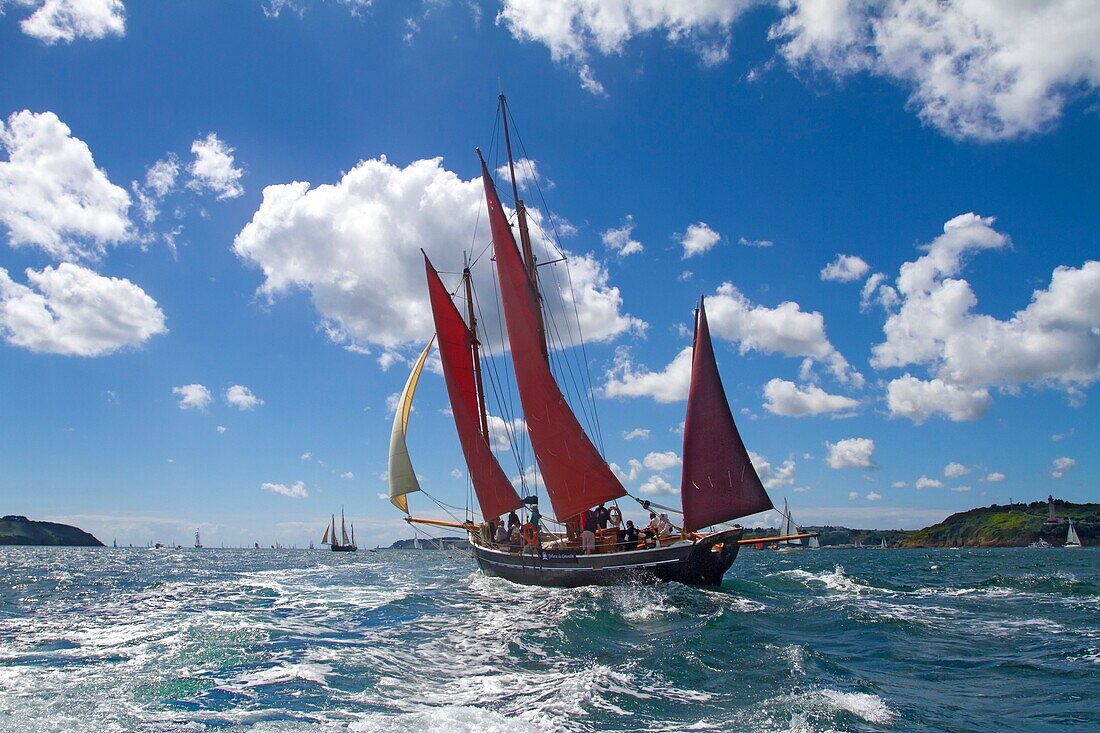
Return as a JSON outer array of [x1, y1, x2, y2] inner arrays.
[[387, 95, 814, 587]]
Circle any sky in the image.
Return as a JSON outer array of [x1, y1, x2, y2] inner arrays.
[[0, 0, 1097, 548]]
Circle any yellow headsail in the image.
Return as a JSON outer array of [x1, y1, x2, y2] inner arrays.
[[387, 338, 434, 513]]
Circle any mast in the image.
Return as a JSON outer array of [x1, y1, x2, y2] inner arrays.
[[464, 263, 491, 442], [497, 94, 548, 360]]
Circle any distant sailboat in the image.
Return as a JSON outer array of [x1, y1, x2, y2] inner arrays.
[[879, 537, 888, 549], [323, 507, 357, 552], [808, 535, 820, 550], [194, 529, 202, 549], [1066, 519, 1082, 548], [776, 500, 803, 552]]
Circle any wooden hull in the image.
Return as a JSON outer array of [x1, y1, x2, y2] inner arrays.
[[471, 527, 743, 588], [330, 544, 357, 552]]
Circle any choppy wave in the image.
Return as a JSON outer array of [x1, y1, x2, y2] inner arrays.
[[0, 546, 1096, 732]]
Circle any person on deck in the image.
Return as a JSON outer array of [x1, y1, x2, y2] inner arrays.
[[595, 503, 610, 530], [656, 513, 674, 537], [494, 523, 508, 547], [642, 528, 657, 549], [508, 525, 522, 553], [646, 512, 659, 533], [507, 510, 520, 531], [581, 509, 598, 555], [608, 504, 622, 530], [620, 520, 639, 550]]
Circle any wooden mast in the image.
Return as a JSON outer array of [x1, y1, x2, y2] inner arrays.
[[463, 260, 491, 442], [499, 92, 549, 360]]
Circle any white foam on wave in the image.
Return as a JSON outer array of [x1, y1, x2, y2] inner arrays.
[[779, 565, 886, 597], [220, 661, 334, 691], [818, 689, 896, 724], [347, 705, 543, 733]]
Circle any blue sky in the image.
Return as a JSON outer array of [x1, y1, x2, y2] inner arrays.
[[0, 1, 1096, 547]]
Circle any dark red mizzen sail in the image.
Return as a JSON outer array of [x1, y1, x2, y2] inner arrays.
[[480, 160, 625, 521], [425, 254, 524, 521], [681, 298, 773, 532]]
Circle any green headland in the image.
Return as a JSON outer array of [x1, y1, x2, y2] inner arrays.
[[0, 515, 104, 547]]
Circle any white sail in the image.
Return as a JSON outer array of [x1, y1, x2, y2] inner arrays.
[[1067, 520, 1081, 547], [388, 339, 434, 513], [808, 535, 820, 549], [780, 500, 799, 544], [321, 524, 331, 545], [341, 510, 351, 546]]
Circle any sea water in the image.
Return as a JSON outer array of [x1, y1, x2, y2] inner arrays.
[[0, 547, 1095, 732]]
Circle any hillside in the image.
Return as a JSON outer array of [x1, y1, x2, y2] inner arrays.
[[900, 500, 1098, 548], [0, 515, 104, 547]]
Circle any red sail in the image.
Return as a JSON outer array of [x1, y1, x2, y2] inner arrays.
[[480, 161, 625, 521], [681, 298, 773, 532], [425, 255, 524, 521]]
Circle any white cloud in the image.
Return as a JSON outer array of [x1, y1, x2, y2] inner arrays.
[[820, 254, 870, 283], [610, 458, 643, 483], [707, 282, 862, 386], [824, 437, 874, 469], [234, 156, 642, 353], [494, 157, 546, 191], [848, 491, 858, 501], [172, 384, 212, 411], [860, 272, 898, 312], [260, 480, 308, 499], [638, 474, 677, 496], [677, 221, 721, 258], [225, 385, 263, 410], [188, 133, 243, 200], [885, 374, 992, 424], [577, 64, 607, 95], [0, 263, 165, 356], [875, 215, 1099, 403], [340, 471, 354, 479], [450, 468, 462, 479], [749, 451, 797, 490], [642, 450, 681, 472], [762, 378, 859, 417], [487, 414, 527, 453], [602, 214, 643, 256], [866, 491, 882, 501], [11, 0, 125, 44], [301, 451, 312, 461], [0, 110, 132, 261], [603, 345, 692, 403], [891, 481, 907, 488], [916, 476, 943, 490], [738, 236, 773, 248], [944, 462, 969, 479], [622, 427, 649, 441], [951, 486, 971, 493], [771, 0, 1100, 141], [1050, 456, 1075, 479], [497, 1, 749, 68], [132, 154, 180, 225], [216, 425, 227, 434], [982, 472, 1005, 483]]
